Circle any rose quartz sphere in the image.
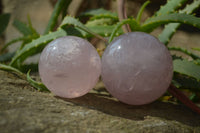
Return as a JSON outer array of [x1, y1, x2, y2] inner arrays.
[[101, 32, 173, 105], [39, 36, 101, 98]]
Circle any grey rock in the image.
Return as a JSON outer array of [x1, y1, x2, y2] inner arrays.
[[0, 70, 200, 133]]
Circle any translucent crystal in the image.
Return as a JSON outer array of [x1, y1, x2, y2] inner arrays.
[[101, 32, 173, 105], [39, 36, 101, 98]]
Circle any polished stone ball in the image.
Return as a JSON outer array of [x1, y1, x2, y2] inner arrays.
[[39, 36, 101, 98], [101, 32, 173, 105]]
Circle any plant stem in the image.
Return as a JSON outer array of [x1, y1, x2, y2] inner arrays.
[[117, 0, 131, 33], [168, 84, 200, 114]]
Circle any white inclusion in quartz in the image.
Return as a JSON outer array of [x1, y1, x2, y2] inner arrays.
[[101, 32, 173, 105], [39, 36, 101, 98]]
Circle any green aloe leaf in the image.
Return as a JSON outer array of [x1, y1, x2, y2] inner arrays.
[[173, 73, 200, 92], [80, 8, 117, 17], [13, 19, 32, 36], [60, 16, 106, 41], [136, 1, 150, 23], [86, 18, 118, 26], [1, 37, 25, 52], [141, 13, 200, 32], [173, 59, 200, 81], [64, 25, 123, 38], [0, 63, 25, 78], [168, 47, 200, 59], [44, 0, 72, 34], [12, 18, 40, 50], [26, 15, 40, 36], [192, 47, 200, 52], [21, 63, 38, 73], [155, 0, 188, 16], [0, 52, 15, 62], [0, 13, 10, 35], [159, 0, 200, 45], [109, 18, 140, 43], [88, 14, 118, 21], [10, 29, 67, 67], [27, 70, 49, 92], [86, 14, 118, 26], [61, 0, 72, 18], [88, 25, 123, 37]]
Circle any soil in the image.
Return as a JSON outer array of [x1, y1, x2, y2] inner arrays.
[[0, 70, 200, 133]]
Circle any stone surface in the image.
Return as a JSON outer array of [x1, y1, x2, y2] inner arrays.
[[39, 36, 101, 98], [102, 32, 173, 105], [0, 70, 200, 133]]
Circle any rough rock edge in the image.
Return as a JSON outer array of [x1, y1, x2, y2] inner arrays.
[[0, 70, 200, 133]]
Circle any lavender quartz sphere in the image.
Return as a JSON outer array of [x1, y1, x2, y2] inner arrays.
[[39, 36, 101, 98], [101, 32, 173, 105]]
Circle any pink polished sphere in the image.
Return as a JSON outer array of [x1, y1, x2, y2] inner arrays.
[[101, 32, 173, 105], [39, 36, 101, 98]]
